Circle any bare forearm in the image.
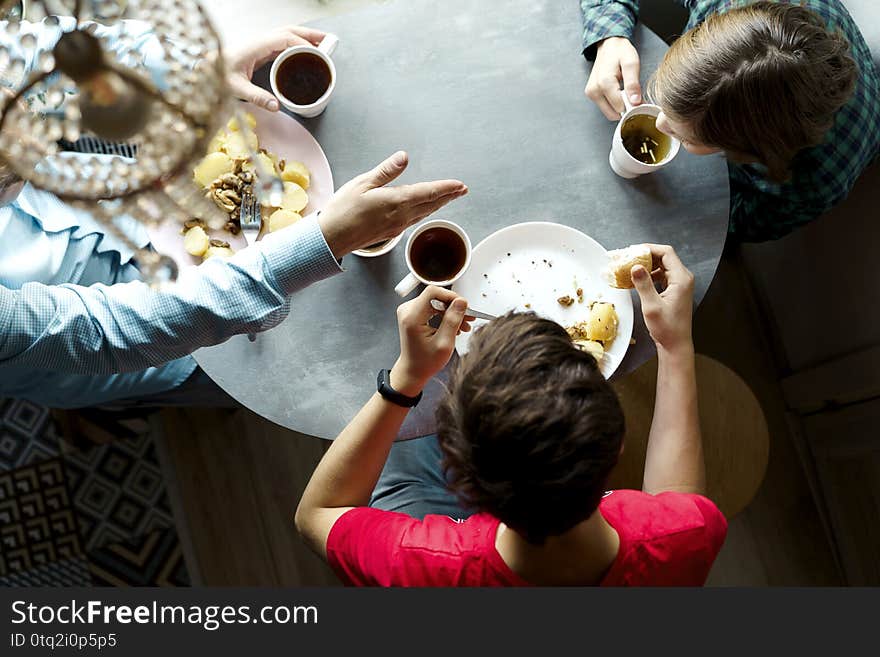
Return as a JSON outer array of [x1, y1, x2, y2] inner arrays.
[[299, 393, 408, 513], [642, 343, 705, 495]]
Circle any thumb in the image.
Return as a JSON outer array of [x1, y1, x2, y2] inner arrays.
[[621, 55, 642, 105], [436, 298, 468, 345], [365, 151, 408, 188], [240, 82, 280, 111], [631, 265, 660, 311]]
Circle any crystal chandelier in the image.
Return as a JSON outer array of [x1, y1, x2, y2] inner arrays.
[[0, 0, 263, 284]]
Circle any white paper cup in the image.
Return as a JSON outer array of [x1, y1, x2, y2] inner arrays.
[[352, 233, 404, 258], [394, 220, 472, 297], [270, 34, 339, 118], [609, 91, 680, 179]]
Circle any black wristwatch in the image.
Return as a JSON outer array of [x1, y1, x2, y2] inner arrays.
[[377, 369, 423, 408]]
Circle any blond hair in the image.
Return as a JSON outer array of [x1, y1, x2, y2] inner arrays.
[[648, 1, 856, 182]]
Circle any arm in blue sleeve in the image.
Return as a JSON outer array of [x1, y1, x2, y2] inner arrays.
[[0, 214, 342, 374]]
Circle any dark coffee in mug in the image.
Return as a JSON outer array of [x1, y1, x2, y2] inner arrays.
[[275, 52, 332, 106], [410, 227, 467, 282]]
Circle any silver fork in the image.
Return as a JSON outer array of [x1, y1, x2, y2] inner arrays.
[[240, 186, 260, 342], [239, 186, 261, 247]]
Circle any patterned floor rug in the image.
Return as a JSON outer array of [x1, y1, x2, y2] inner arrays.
[[0, 399, 190, 587]]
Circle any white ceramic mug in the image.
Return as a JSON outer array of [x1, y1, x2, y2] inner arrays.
[[352, 233, 404, 258], [609, 91, 680, 178], [394, 220, 472, 297], [270, 34, 340, 118]]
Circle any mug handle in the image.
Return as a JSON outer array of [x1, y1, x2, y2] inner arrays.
[[394, 272, 420, 297], [619, 89, 634, 117], [318, 33, 339, 57]]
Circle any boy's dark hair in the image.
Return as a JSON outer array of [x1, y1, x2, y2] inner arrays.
[[436, 313, 625, 544]]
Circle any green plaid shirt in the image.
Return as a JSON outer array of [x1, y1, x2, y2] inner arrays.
[[580, 0, 880, 241]]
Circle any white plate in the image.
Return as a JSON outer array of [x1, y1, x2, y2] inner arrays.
[[147, 104, 334, 267], [452, 222, 633, 378]]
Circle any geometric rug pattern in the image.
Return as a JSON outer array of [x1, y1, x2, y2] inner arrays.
[[0, 459, 82, 577], [0, 399, 189, 587], [0, 400, 63, 471], [88, 526, 190, 587], [59, 430, 175, 552]]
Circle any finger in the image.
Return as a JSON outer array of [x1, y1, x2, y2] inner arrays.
[[404, 179, 468, 206], [407, 187, 468, 218], [250, 33, 313, 69], [620, 52, 642, 105], [631, 265, 662, 315], [412, 285, 460, 324], [403, 195, 466, 230], [435, 297, 468, 348], [233, 80, 281, 111], [423, 285, 460, 306], [364, 151, 409, 188], [594, 94, 621, 121], [289, 26, 328, 46], [644, 243, 691, 286], [601, 76, 626, 116]]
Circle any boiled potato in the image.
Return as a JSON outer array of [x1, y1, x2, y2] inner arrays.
[[226, 112, 257, 132], [281, 160, 310, 189], [268, 209, 302, 233], [203, 245, 235, 260], [224, 130, 259, 159], [280, 181, 308, 213], [245, 151, 278, 176], [574, 340, 605, 363], [586, 302, 618, 343], [193, 152, 234, 188], [183, 226, 210, 257], [207, 128, 226, 154]]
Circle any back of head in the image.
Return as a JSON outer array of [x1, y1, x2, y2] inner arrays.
[[436, 313, 625, 544], [649, 1, 857, 182]]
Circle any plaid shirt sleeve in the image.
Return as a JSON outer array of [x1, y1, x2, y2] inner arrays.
[[580, 1, 639, 60], [0, 214, 343, 375]]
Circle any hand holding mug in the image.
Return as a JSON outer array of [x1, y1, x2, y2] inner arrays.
[[584, 36, 643, 120], [225, 26, 328, 111], [317, 151, 468, 260], [631, 244, 695, 355], [390, 286, 474, 396]]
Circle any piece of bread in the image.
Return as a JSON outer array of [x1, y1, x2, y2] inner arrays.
[[603, 244, 653, 289]]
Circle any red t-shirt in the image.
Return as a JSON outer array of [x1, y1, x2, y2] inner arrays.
[[327, 490, 727, 586]]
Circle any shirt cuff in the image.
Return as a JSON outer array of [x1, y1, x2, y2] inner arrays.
[[259, 212, 344, 297], [583, 26, 635, 61]]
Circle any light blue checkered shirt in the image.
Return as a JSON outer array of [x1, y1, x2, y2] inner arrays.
[[0, 193, 342, 406]]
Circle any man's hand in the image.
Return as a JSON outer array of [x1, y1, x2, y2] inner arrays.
[[318, 151, 468, 259], [225, 26, 327, 111], [631, 244, 695, 355], [390, 286, 474, 396], [584, 37, 642, 120]]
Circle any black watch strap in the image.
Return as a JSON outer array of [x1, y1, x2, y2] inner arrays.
[[377, 369, 422, 408]]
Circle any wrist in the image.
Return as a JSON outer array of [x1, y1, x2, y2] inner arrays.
[[598, 36, 630, 50], [390, 359, 427, 397], [656, 340, 695, 365], [316, 211, 349, 260]]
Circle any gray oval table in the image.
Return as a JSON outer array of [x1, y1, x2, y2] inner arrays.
[[195, 0, 730, 440]]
